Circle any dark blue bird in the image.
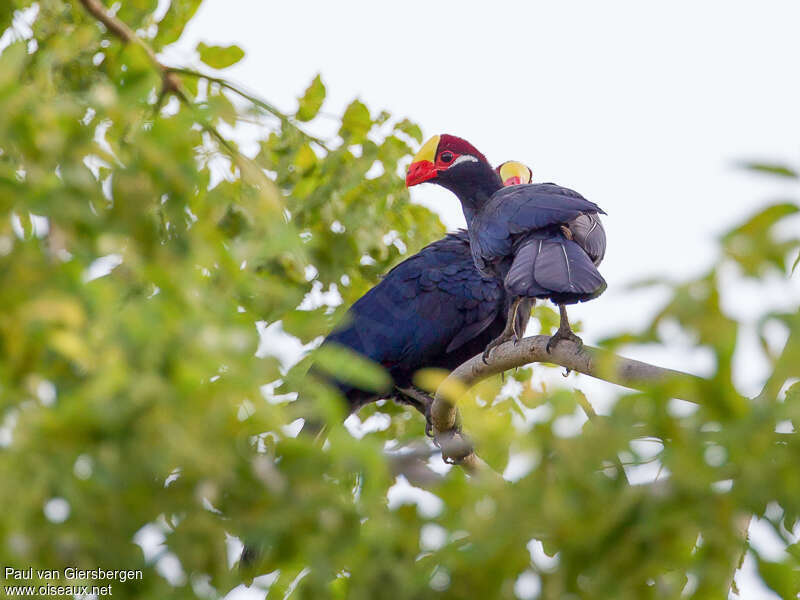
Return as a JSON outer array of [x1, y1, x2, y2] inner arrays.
[[323, 229, 527, 414], [406, 135, 607, 361]]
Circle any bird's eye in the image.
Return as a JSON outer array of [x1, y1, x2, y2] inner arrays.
[[440, 152, 454, 164]]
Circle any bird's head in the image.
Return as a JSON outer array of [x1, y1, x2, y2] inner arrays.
[[405, 134, 492, 188], [496, 161, 532, 186]]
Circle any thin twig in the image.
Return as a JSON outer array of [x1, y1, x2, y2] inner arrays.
[[77, 0, 280, 210], [78, 0, 181, 93], [574, 390, 629, 483], [167, 67, 330, 149]]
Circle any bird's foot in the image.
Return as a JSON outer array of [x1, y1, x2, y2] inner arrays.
[[482, 331, 517, 364], [395, 386, 436, 436], [546, 327, 583, 354], [424, 402, 434, 438], [434, 429, 472, 464]]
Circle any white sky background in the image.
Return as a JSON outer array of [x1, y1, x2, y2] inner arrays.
[[161, 2, 800, 598]]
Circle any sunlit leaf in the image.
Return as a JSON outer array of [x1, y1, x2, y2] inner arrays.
[[394, 118, 423, 144], [196, 42, 245, 69], [156, 0, 203, 47], [340, 99, 372, 142], [296, 74, 326, 122]]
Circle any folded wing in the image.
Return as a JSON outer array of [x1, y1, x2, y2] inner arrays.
[[470, 183, 606, 274]]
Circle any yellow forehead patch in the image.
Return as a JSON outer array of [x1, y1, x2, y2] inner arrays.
[[498, 161, 532, 184], [411, 135, 440, 164]]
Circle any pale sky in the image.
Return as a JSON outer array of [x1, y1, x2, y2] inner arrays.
[[162, 2, 800, 598]]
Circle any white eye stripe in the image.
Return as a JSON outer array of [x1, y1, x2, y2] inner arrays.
[[451, 154, 478, 167]]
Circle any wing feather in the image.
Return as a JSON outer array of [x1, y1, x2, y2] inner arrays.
[[567, 214, 606, 266], [472, 183, 606, 265]]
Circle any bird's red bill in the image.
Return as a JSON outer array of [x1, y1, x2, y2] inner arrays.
[[405, 160, 438, 187]]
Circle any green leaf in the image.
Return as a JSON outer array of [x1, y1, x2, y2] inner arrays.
[[724, 203, 799, 239], [116, 0, 159, 31], [756, 556, 798, 599], [0, 41, 28, 90], [740, 161, 798, 178], [722, 203, 800, 276], [313, 343, 391, 393], [206, 92, 238, 126], [155, 0, 202, 47], [296, 75, 326, 122], [282, 308, 329, 343], [196, 42, 245, 69], [339, 99, 372, 143], [394, 119, 423, 144], [293, 143, 318, 174], [785, 381, 800, 404], [0, 2, 15, 34]]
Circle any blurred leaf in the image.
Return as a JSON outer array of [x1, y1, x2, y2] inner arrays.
[[282, 308, 329, 343], [532, 303, 559, 335], [756, 556, 798, 599], [314, 343, 391, 393], [722, 203, 799, 276], [340, 99, 372, 143], [156, 0, 203, 47], [740, 161, 798, 178], [206, 91, 238, 126], [196, 42, 245, 69], [723, 203, 799, 238], [394, 119, 423, 143], [296, 74, 326, 122]]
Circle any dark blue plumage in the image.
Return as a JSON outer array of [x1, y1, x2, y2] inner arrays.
[[505, 232, 607, 304], [323, 230, 520, 411], [470, 184, 605, 277], [470, 183, 607, 303]]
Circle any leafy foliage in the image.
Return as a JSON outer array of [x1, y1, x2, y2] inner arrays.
[[1, 2, 799, 600]]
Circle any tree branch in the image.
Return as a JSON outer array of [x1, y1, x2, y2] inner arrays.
[[430, 334, 710, 464], [78, 0, 181, 93]]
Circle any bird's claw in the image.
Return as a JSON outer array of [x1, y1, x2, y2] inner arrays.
[[481, 347, 492, 364], [434, 429, 472, 464], [482, 330, 519, 363], [546, 328, 583, 354], [481, 338, 502, 364], [424, 401, 434, 437]]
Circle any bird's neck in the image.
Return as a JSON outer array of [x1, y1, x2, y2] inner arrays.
[[439, 163, 502, 225]]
